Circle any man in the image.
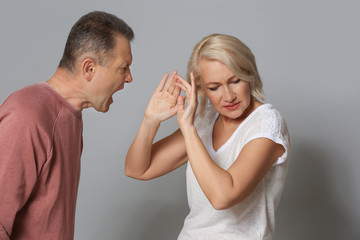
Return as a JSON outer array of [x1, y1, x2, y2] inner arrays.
[[0, 11, 133, 240]]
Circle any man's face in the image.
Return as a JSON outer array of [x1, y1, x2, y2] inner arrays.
[[89, 35, 133, 112]]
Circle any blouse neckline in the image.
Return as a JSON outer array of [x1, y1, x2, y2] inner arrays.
[[209, 103, 270, 155]]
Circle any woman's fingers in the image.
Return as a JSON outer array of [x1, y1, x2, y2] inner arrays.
[[155, 72, 169, 92], [176, 95, 185, 111], [174, 82, 189, 96], [163, 70, 177, 93], [176, 73, 197, 104], [176, 75, 192, 95], [173, 83, 181, 99], [190, 72, 196, 96], [154, 72, 195, 108]]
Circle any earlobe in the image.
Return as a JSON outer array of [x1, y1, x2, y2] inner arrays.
[[82, 58, 96, 82]]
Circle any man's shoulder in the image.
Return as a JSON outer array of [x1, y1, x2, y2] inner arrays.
[[5, 83, 52, 105], [0, 83, 63, 126]]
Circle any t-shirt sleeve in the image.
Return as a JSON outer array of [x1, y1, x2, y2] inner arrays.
[[0, 110, 41, 237], [244, 107, 290, 166]]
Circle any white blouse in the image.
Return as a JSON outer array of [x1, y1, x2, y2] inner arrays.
[[178, 103, 290, 240]]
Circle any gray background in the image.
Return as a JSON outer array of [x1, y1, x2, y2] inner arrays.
[[1, 0, 359, 239]]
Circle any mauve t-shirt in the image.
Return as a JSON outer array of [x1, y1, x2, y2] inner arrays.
[[0, 83, 83, 240]]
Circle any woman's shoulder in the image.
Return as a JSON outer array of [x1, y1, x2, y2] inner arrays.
[[248, 103, 289, 137], [256, 103, 284, 121], [249, 103, 283, 122]]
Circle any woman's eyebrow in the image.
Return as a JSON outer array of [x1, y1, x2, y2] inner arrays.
[[205, 75, 237, 86]]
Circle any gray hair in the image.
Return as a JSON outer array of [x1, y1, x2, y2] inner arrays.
[[59, 11, 134, 72]]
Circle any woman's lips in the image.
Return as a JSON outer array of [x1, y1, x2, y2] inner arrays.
[[224, 102, 240, 111]]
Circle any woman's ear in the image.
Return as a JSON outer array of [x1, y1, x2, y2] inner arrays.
[[82, 58, 96, 82]]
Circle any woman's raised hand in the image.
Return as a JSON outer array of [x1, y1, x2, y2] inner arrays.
[[175, 72, 198, 132], [144, 71, 181, 124]]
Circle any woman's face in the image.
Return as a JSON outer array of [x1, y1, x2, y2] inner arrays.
[[199, 59, 252, 120]]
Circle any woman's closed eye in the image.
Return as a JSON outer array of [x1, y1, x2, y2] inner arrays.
[[207, 79, 240, 91], [208, 86, 219, 91], [231, 79, 241, 84]]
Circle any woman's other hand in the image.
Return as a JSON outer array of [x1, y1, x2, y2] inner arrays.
[[175, 72, 198, 132]]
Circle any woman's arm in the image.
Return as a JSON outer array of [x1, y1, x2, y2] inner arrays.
[[184, 131, 284, 210], [125, 71, 188, 180], [176, 74, 285, 210]]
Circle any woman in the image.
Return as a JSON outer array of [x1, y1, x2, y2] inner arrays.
[[125, 33, 290, 240]]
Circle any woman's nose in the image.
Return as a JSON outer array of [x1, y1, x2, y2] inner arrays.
[[224, 87, 236, 102]]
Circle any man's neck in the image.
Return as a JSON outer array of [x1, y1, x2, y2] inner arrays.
[[46, 68, 90, 111]]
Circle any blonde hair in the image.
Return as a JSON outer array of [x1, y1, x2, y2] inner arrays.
[[187, 33, 264, 115]]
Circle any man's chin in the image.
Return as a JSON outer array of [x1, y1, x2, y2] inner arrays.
[[100, 106, 110, 113], [93, 104, 110, 113], [98, 98, 113, 113]]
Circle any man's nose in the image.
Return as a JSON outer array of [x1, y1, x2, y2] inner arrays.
[[126, 70, 133, 83]]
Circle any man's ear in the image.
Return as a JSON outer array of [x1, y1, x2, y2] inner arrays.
[[81, 58, 96, 82]]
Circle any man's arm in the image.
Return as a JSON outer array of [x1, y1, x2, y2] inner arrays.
[[0, 110, 38, 238], [0, 224, 10, 240]]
